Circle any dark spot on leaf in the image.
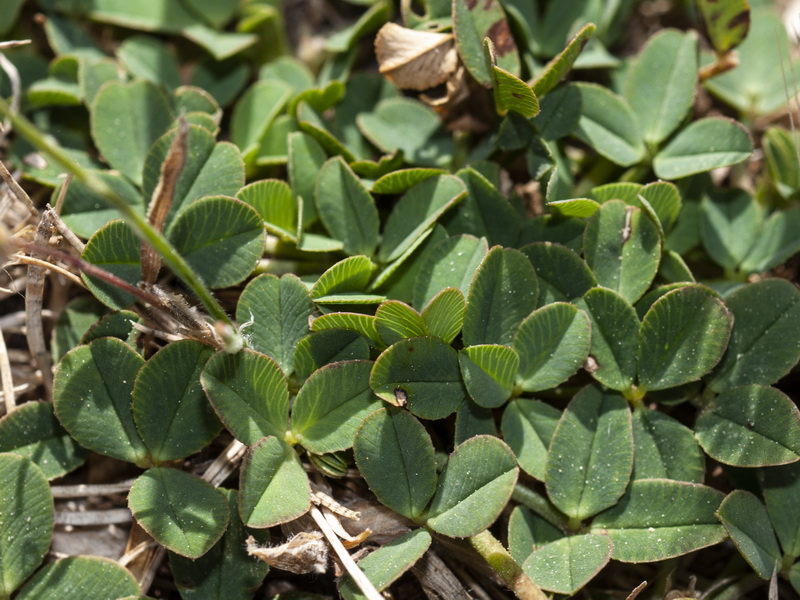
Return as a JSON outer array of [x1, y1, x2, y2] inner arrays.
[[394, 387, 408, 406], [728, 11, 750, 30], [484, 0, 495, 8], [512, 92, 524, 99], [465, 0, 478, 9], [407, 345, 415, 352], [179, 579, 196, 590], [746, 420, 755, 429], [487, 19, 516, 57]]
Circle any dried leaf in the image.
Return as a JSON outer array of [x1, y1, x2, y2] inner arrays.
[[420, 65, 470, 109], [141, 116, 189, 284], [311, 490, 361, 520], [246, 532, 328, 574], [322, 510, 371, 548], [375, 22, 458, 91]]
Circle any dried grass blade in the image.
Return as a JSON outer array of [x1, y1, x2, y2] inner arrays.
[[142, 117, 189, 284], [0, 322, 16, 415]]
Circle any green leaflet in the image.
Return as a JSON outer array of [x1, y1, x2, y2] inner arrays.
[[463, 247, 539, 347], [545, 386, 633, 521], [590, 479, 725, 562], [353, 408, 437, 522], [0, 454, 54, 597], [128, 467, 230, 558]]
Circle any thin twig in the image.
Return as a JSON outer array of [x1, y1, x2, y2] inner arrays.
[[0, 188, 11, 221], [18, 183, 72, 401], [309, 506, 383, 600], [0, 159, 36, 216], [16, 183, 77, 401], [53, 175, 69, 213], [311, 489, 361, 520], [49, 183, 86, 253], [14, 254, 85, 287], [13, 239, 200, 321], [0, 382, 29, 400], [0, 273, 25, 299], [411, 550, 473, 600], [0, 323, 16, 414], [129, 321, 184, 343], [625, 581, 648, 600], [201, 439, 248, 486], [0, 40, 31, 50], [0, 308, 54, 330], [14, 239, 165, 306], [55, 508, 132, 526], [119, 538, 160, 569], [51, 479, 135, 498], [24, 210, 58, 400]]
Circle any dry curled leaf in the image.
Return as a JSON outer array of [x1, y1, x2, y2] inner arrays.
[[308, 489, 370, 548], [321, 509, 371, 548], [246, 532, 329, 575], [311, 490, 361, 520], [421, 64, 470, 109], [375, 22, 458, 91]]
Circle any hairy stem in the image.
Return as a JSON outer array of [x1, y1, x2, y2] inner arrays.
[[468, 529, 547, 600], [0, 97, 235, 331]]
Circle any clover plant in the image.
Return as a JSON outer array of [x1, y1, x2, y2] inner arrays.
[[1, 0, 800, 598]]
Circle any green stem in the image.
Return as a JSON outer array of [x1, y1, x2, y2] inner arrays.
[[724, 266, 747, 282], [567, 515, 583, 532], [253, 258, 333, 277], [469, 530, 547, 600], [619, 162, 651, 184], [0, 97, 235, 332], [580, 157, 617, 191], [512, 483, 569, 530], [624, 384, 646, 406], [451, 130, 471, 172], [693, 384, 716, 410]]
